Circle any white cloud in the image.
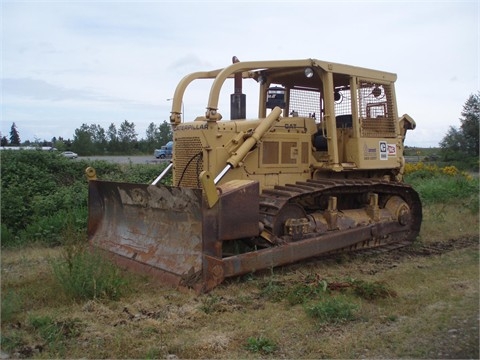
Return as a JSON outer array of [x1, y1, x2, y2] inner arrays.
[[1, 0, 478, 148]]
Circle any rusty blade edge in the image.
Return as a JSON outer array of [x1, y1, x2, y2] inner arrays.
[[89, 245, 204, 294], [219, 221, 407, 278]]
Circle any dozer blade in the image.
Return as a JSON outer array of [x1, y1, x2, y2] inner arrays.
[[88, 180, 205, 291]]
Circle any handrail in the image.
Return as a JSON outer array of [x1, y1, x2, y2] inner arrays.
[[205, 59, 314, 120]]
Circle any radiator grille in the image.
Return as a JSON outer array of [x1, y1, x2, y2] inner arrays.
[[173, 137, 203, 188], [360, 117, 396, 138]]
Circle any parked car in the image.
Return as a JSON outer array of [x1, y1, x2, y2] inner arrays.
[[62, 151, 78, 159]]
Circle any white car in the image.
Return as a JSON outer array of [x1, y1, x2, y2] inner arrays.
[[62, 151, 78, 159]]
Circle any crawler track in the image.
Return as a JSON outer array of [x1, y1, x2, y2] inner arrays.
[[258, 178, 422, 255]]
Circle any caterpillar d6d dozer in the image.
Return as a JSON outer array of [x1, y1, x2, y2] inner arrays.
[[87, 57, 422, 293]]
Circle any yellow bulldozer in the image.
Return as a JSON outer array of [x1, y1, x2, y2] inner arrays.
[[87, 57, 422, 293]]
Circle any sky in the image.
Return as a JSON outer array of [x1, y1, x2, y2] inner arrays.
[[1, 0, 478, 148]]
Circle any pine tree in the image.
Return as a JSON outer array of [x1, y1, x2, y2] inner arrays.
[[9, 123, 20, 145], [440, 93, 479, 168], [459, 93, 480, 157]]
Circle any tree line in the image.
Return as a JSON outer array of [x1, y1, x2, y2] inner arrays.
[[439, 93, 479, 170], [1, 93, 478, 166], [1, 120, 173, 156]]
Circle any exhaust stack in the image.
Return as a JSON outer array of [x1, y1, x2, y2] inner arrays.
[[230, 56, 246, 120]]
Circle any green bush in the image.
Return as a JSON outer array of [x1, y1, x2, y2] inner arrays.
[[117, 163, 170, 184], [1, 223, 17, 247], [406, 174, 479, 211], [22, 208, 87, 247], [1, 151, 89, 247], [1, 151, 171, 248]]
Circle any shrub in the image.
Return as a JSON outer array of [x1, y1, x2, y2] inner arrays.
[[1, 223, 18, 248], [404, 162, 439, 177], [1, 151, 90, 247], [1, 151, 171, 248], [405, 163, 479, 213], [441, 165, 459, 176], [117, 162, 171, 184], [408, 175, 478, 207]]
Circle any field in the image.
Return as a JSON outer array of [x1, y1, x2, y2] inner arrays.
[[1, 232, 478, 358], [1, 153, 479, 359]]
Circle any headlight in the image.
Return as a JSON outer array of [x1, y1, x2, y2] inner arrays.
[[304, 67, 314, 78]]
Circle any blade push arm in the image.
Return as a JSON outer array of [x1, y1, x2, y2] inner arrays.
[[200, 106, 283, 207]]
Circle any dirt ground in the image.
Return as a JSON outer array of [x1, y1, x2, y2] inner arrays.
[[1, 235, 478, 359]]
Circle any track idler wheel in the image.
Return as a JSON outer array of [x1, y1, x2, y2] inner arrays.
[[385, 196, 411, 226]]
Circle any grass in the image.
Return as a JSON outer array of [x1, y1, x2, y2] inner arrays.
[[1, 166, 478, 358], [405, 163, 479, 210], [348, 248, 479, 359], [304, 296, 358, 324], [244, 336, 277, 354], [417, 202, 478, 242], [51, 247, 128, 301], [2, 234, 478, 358], [350, 279, 397, 301]]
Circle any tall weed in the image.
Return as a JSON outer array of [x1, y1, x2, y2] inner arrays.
[[51, 248, 128, 301]]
